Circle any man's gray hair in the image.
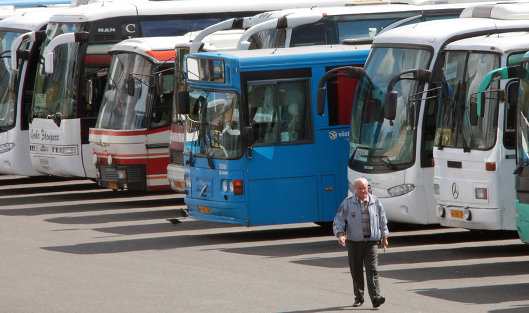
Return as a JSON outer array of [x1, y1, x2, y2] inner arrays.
[[354, 177, 369, 186]]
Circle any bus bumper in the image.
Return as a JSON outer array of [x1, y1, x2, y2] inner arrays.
[[438, 206, 503, 230], [167, 164, 185, 192], [185, 197, 248, 226]]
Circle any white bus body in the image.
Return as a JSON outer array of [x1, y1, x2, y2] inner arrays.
[[0, 7, 69, 176], [347, 3, 529, 224], [29, 0, 353, 179], [433, 32, 529, 230]]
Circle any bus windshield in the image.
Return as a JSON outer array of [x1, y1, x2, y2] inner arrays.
[[518, 60, 529, 167], [349, 47, 431, 168], [96, 53, 173, 130], [185, 89, 241, 159], [0, 30, 23, 129], [31, 22, 85, 120], [435, 51, 500, 150]]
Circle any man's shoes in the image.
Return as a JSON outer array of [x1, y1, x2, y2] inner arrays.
[[352, 300, 364, 307], [372, 296, 385, 308]]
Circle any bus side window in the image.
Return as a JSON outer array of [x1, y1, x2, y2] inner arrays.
[[504, 81, 519, 150], [247, 79, 309, 144]]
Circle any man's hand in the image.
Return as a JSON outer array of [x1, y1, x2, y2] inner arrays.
[[381, 237, 389, 249], [338, 234, 346, 247]]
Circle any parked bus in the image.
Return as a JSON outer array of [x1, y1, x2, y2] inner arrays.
[[28, 0, 351, 179], [432, 32, 529, 230], [0, 7, 70, 176], [189, 0, 501, 53], [473, 48, 529, 240], [316, 3, 529, 224], [89, 33, 241, 191], [166, 0, 482, 195], [177, 45, 368, 225]]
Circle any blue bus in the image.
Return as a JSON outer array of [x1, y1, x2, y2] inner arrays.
[[177, 45, 368, 226]]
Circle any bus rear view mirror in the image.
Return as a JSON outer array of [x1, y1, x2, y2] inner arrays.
[[176, 90, 190, 114], [244, 126, 255, 147], [384, 91, 398, 121], [317, 86, 326, 116]]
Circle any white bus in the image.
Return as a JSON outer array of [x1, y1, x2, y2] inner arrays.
[[433, 33, 529, 230], [324, 3, 529, 224], [0, 7, 70, 176], [28, 0, 351, 179]]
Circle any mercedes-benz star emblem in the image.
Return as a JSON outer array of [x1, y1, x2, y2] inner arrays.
[[452, 182, 459, 199]]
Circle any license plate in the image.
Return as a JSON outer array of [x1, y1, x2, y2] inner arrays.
[[108, 182, 118, 190], [450, 210, 464, 219], [198, 206, 211, 214]]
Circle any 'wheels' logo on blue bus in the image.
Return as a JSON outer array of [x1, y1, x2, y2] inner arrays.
[[329, 130, 349, 140]]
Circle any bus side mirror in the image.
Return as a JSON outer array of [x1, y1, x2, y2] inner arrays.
[[176, 90, 190, 114], [127, 75, 135, 97], [317, 86, 326, 116], [244, 125, 254, 147], [384, 91, 398, 121], [86, 79, 94, 105]]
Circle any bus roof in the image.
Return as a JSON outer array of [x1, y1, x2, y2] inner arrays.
[[372, 16, 529, 49], [188, 44, 370, 70], [48, 0, 373, 23], [0, 6, 68, 31], [444, 31, 529, 54]]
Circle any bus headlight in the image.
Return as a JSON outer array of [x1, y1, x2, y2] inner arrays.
[[387, 184, 415, 197], [117, 170, 127, 180], [475, 188, 488, 200], [222, 180, 228, 193], [0, 143, 15, 153], [438, 206, 446, 218], [185, 174, 191, 189], [464, 208, 472, 221], [52, 145, 78, 155]]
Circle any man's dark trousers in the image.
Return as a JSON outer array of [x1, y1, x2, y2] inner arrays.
[[346, 240, 380, 303]]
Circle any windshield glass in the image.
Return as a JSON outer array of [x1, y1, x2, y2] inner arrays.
[[31, 22, 84, 120], [350, 47, 431, 167], [435, 51, 500, 150], [518, 61, 529, 167], [96, 53, 162, 130], [185, 89, 241, 159], [0, 30, 23, 129]]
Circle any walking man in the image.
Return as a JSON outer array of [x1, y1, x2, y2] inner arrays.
[[333, 177, 389, 308]]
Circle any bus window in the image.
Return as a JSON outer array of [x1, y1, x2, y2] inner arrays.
[[504, 81, 518, 149], [248, 79, 309, 144]]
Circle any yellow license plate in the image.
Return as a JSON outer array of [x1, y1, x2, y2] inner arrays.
[[198, 206, 211, 214], [450, 210, 464, 219], [108, 182, 118, 190]]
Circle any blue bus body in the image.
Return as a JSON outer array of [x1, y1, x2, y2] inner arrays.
[[181, 46, 368, 226]]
